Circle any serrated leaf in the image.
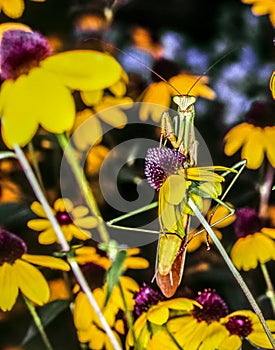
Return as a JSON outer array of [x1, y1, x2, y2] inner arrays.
[[22, 299, 70, 345], [104, 250, 127, 307]]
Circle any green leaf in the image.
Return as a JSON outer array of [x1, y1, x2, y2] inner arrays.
[[104, 250, 127, 307], [22, 299, 70, 345]]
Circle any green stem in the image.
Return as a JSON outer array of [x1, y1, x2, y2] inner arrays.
[[118, 281, 137, 346], [259, 163, 274, 220], [260, 263, 275, 316], [27, 141, 46, 193], [162, 324, 182, 350], [56, 133, 110, 244], [23, 295, 53, 350], [188, 198, 275, 349], [14, 144, 122, 350]]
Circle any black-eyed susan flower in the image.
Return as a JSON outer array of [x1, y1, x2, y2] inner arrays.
[[230, 207, 275, 270], [187, 202, 235, 252], [0, 28, 122, 148], [0, 228, 69, 311], [139, 59, 216, 122], [224, 100, 275, 169], [0, 0, 45, 19], [75, 246, 149, 271], [27, 198, 97, 244], [126, 284, 200, 350], [74, 276, 139, 349], [242, 0, 275, 27]]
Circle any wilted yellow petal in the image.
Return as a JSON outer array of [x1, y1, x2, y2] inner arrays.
[[0, 263, 18, 311], [14, 260, 50, 305]]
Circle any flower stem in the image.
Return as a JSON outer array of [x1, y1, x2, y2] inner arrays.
[[163, 324, 182, 350], [260, 263, 275, 316], [23, 295, 53, 350], [118, 281, 137, 345], [14, 144, 122, 350], [259, 163, 274, 220], [56, 133, 110, 244], [188, 198, 275, 349]]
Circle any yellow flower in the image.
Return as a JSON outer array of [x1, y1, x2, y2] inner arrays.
[[187, 202, 235, 252], [0, 0, 45, 19], [73, 95, 133, 150], [126, 284, 199, 350], [224, 101, 275, 169], [0, 28, 122, 148], [230, 207, 275, 270], [0, 228, 69, 311], [75, 246, 149, 271], [218, 310, 275, 350], [74, 276, 139, 349], [242, 0, 275, 27], [140, 59, 216, 122], [27, 198, 97, 244]]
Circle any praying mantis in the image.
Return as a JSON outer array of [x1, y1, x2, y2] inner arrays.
[[106, 86, 246, 298]]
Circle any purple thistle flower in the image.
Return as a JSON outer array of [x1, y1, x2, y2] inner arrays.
[[145, 147, 185, 190], [0, 30, 52, 80], [192, 288, 229, 323], [226, 315, 253, 337], [133, 283, 165, 318], [0, 228, 27, 265], [234, 208, 263, 238]]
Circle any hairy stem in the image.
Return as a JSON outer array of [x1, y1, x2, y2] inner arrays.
[[14, 144, 122, 350], [260, 263, 275, 316]]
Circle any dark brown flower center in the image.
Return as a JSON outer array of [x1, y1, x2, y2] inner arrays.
[[0, 228, 27, 265], [226, 315, 253, 337], [234, 208, 263, 238], [55, 211, 73, 226], [245, 100, 275, 127], [0, 30, 52, 80], [192, 288, 229, 323]]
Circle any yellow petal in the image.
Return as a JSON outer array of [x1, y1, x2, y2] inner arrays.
[[14, 259, 50, 305], [1, 0, 24, 18], [224, 123, 253, 156], [74, 292, 93, 330], [97, 108, 128, 129], [42, 51, 122, 91], [68, 224, 92, 240], [27, 218, 51, 231], [71, 206, 89, 218], [80, 90, 104, 106], [38, 227, 58, 244], [22, 254, 70, 271], [0, 263, 18, 311], [262, 227, 275, 239], [30, 201, 48, 218], [264, 127, 275, 167], [162, 297, 199, 311], [124, 257, 149, 269], [73, 110, 103, 150], [0, 78, 38, 148], [241, 127, 265, 169], [208, 202, 235, 228], [270, 70, 275, 98], [54, 198, 73, 212], [108, 79, 127, 97], [147, 305, 169, 325], [163, 174, 186, 205], [186, 167, 225, 182], [73, 216, 97, 228]]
